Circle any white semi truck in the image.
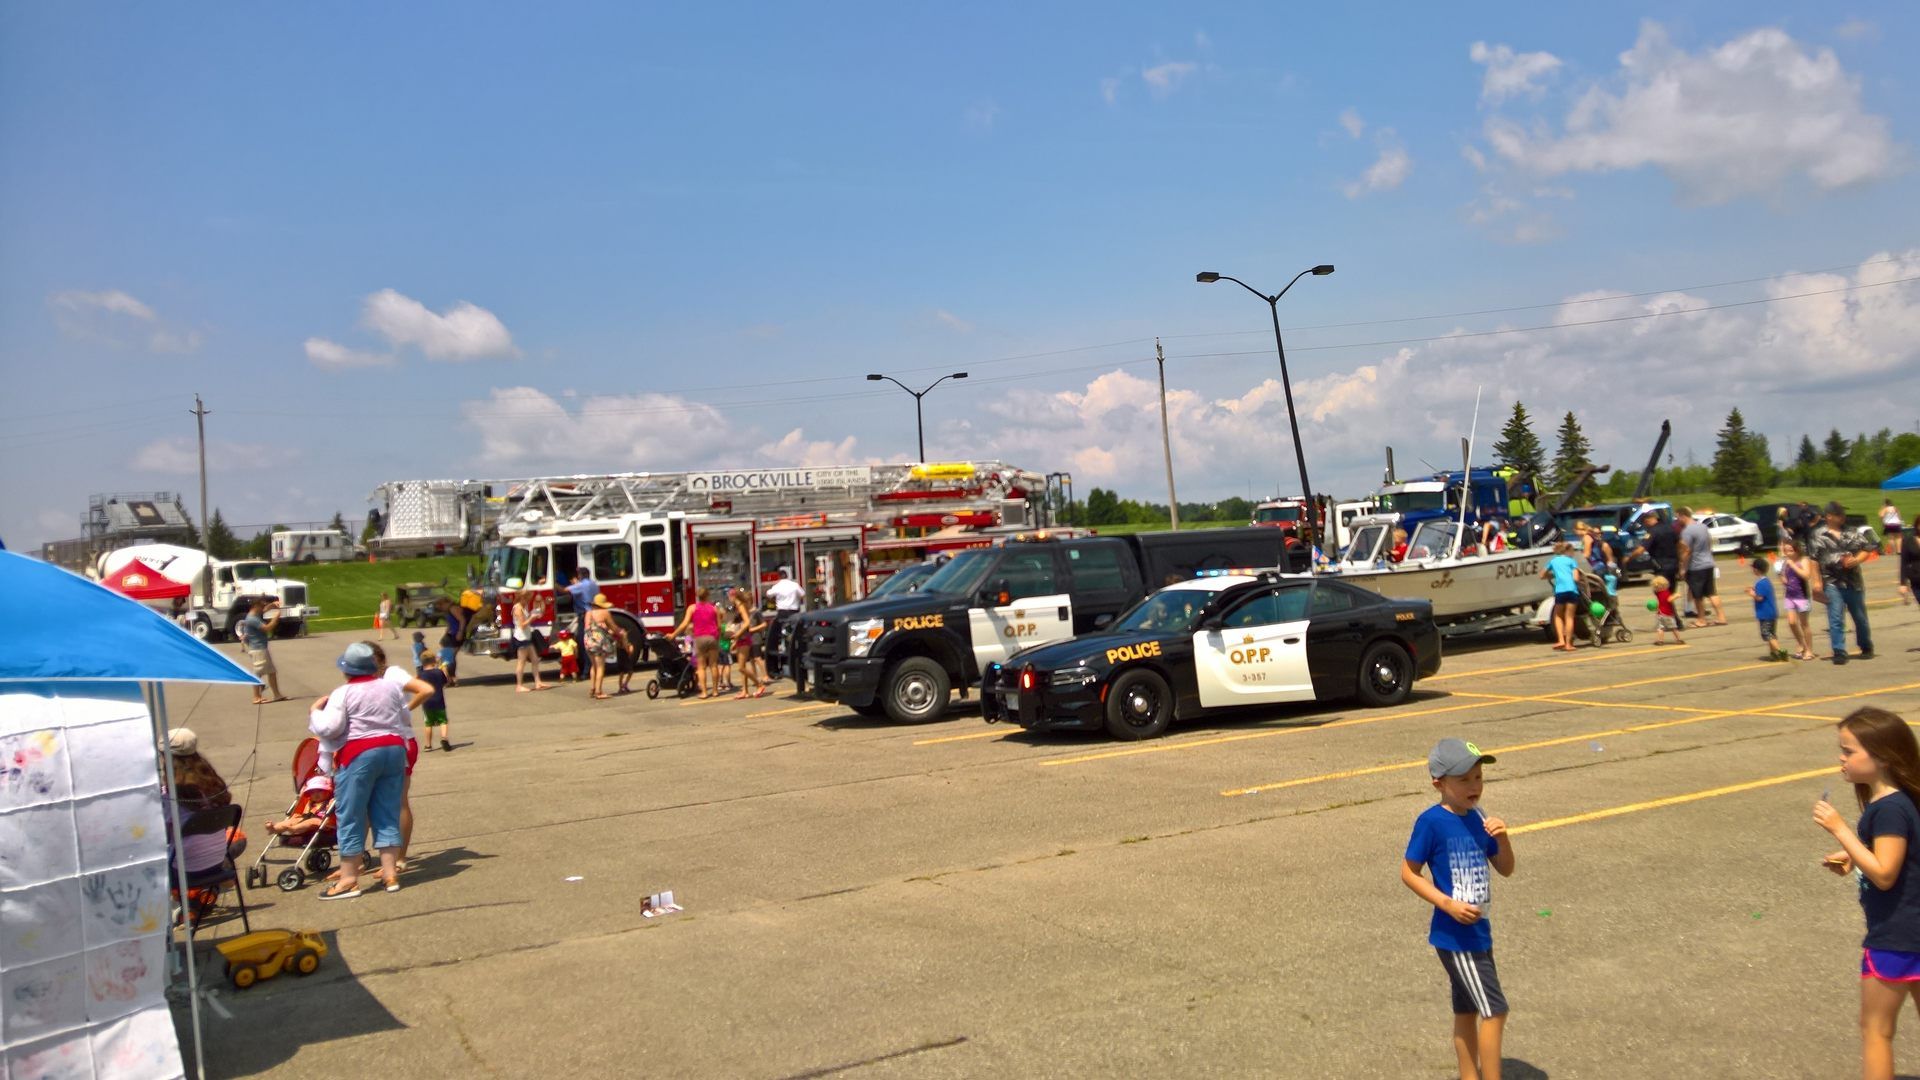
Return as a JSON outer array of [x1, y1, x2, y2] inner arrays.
[[97, 544, 319, 641]]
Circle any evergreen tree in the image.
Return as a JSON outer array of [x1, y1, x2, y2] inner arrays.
[[1492, 401, 1547, 475], [204, 509, 239, 559], [1795, 435, 1818, 468], [1548, 411, 1594, 495], [328, 511, 347, 533], [1710, 408, 1767, 510], [1823, 429, 1850, 467]]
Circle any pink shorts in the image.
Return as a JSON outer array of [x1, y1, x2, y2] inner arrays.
[[1783, 598, 1810, 613]]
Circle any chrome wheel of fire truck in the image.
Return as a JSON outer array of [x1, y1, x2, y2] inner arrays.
[[882, 658, 950, 723]]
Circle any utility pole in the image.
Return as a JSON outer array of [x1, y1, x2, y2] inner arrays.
[[191, 394, 211, 599], [1155, 338, 1179, 530]]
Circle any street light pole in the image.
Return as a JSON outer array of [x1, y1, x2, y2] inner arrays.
[[1155, 338, 1179, 530], [865, 371, 969, 462], [1195, 264, 1334, 547]]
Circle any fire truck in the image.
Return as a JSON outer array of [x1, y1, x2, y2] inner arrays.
[[451, 462, 1044, 661]]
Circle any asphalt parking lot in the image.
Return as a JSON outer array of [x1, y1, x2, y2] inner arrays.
[[175, 560, 1920, 1079]]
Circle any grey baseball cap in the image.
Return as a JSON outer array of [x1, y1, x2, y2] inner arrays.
[[1429, 738, 1496, 778]]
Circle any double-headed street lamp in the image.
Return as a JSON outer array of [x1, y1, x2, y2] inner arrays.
[[1195, 264, 1335, 546], [866, 371, 968, 462]]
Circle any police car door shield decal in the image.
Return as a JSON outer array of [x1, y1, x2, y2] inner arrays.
[[1193, 619, 1313, 709], [969, 593, 1073, 671]]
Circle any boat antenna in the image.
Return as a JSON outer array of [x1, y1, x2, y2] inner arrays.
[[1416, 457, 1441, 474], [1451, 386, 1483, 559]]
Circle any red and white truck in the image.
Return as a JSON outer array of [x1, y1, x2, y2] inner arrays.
[[456, 463, 1043, 660]]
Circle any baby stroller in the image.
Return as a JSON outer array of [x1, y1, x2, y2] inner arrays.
[[245, 737, 338, 893], [1575, 564, 1632, 646], [644, 633, 700, 699]]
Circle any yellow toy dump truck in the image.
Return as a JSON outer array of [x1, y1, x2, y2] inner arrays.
[[216, 929, 328, 989]]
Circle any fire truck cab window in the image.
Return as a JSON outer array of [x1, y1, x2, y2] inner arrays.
[[554, 546, 580, 587], [640, 539, 667, 578], [593, 543, 634, 581], [530, 547, 550, 587], [996, 551, 1057, 600]]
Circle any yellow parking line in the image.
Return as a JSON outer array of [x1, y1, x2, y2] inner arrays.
[[1426, 648, 1668, 683], [745, 701, 840, 718], [1446, 691, 1831, 722], [1038, 661, 1778, 769], [914, 728, 1015, 746], [1037, 698, 1502, 768], [1509, 767, 1832, 835], [1220, 682, 1920, 797]]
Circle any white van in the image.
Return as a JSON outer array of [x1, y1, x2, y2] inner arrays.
[[270, 529, 357, 564]]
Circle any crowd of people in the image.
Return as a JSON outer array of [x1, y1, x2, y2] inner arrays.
[[1535, 499, 1893, 664]]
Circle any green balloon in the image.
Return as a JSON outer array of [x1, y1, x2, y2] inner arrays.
[[1590, 601, 1607, 618], [1646, 598, 1658, 611]]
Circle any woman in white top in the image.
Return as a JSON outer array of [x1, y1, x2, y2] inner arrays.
[[310, 642, 426, 899], [1881, 500, 1904, 556], [509, 580, 550, 692]]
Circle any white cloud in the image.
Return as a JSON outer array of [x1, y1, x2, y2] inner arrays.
[[963, 101, 1000, 132], [52, 290, 153, 321], [968, 252, 1920, 501], [1194, 30, 1212, 50], [932, 309, 974, 334], [1344, 130, 1411, 198], [48, 289, 203, 354], [1468, 41, 1563, 103], [1477, 21, 1900, 203], [460, 387, 753, 472], [754, 429, 879, 467], [1141, 61, 1197, 97], [1338, 108, 1366, 140], [361, 289, 519, 361], [1465, 185, 1561, 244], [1834, 19, 1878, 42], [130, 437, 297, 475], [304, 337, 394, 370], [1099, 77, 1122, 106]]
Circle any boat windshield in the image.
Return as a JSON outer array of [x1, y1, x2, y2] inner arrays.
[[1113, 590, 1212, 633], [1555, 509, 1622, 535], [1405, 520, 1460, 560], [1343, 524, 1387, 564], [916, 549, 995, 597], [1253, 505, 1302, 523], [1379, 490, 1448, 513]]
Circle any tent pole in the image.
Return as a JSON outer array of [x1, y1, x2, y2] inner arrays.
[[151, 683, 209, 1080]]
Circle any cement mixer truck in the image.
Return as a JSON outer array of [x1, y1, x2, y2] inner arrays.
[[96, 544, 319, 641]]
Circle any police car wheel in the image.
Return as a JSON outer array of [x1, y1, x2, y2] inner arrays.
[[1104, 669, 1171, 741], [1355, 641, 1413, 708], [882, 658, 950, 723]]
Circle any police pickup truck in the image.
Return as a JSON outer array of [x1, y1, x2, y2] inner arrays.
[[802, 529, 1299, 723]]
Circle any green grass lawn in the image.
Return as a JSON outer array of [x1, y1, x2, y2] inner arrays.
[[297, 554, 482, 631], [1631, 486, 1913, 521]]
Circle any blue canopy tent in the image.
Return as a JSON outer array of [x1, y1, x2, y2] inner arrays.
[[1883, 464, 1920, 490], [0, 550, 254, 1080]]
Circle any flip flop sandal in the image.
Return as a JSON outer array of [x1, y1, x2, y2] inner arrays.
[[318, 884, 361, 901], [381, 876, 400, 893]]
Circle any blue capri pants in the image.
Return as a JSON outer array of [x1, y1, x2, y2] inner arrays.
[[332, 743, 407, 857]]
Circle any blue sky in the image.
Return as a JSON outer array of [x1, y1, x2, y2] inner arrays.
[[3, 3, 1917, 548]]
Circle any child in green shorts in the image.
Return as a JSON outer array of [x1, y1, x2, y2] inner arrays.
[[417, 651, 454, 752]]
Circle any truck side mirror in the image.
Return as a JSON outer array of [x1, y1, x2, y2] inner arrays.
[[996, 581, 1011, 606]]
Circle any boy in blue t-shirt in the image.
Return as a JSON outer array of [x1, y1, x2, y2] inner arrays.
[[1403, 738, 1518, 1080], [1747, 555, 1787, 662]]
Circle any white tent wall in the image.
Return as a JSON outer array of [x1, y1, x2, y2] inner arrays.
[[0, 683, 188, 1080]]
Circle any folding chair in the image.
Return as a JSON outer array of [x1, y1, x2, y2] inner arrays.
[[179, 804, 251, 933]]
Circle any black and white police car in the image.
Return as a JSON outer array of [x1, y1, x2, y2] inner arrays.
[[981, 571, 1441, 740]]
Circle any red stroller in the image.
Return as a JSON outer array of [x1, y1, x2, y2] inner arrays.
[[245, 737, 339, 892]]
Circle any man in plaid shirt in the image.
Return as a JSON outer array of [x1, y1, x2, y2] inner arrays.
[[1810, 500, 1877, 665]]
